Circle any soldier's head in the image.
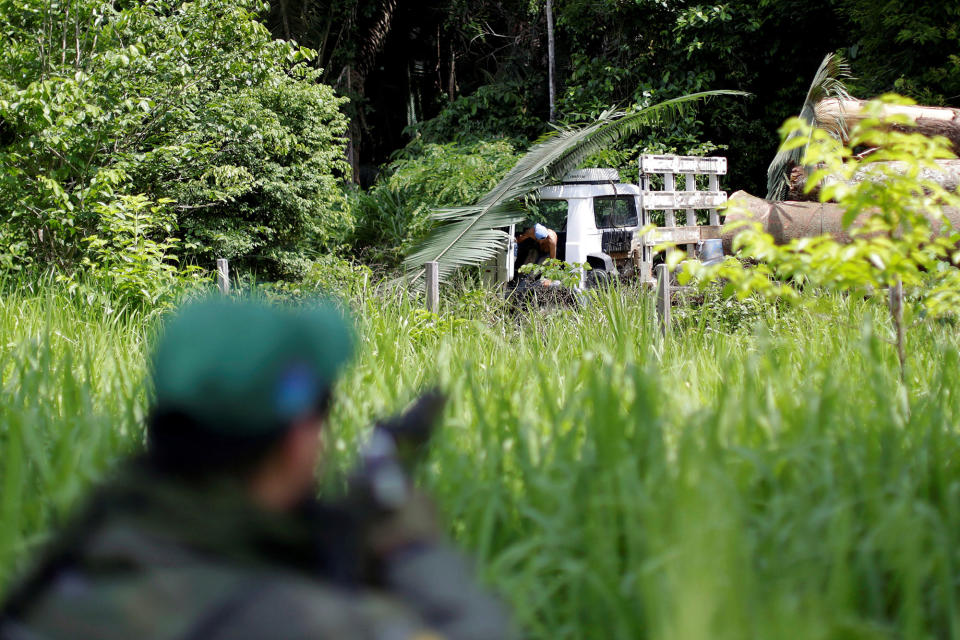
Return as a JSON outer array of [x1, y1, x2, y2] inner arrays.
[[146, 297, 353, 510]]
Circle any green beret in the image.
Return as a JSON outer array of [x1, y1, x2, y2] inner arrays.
[[151, 297, 354, 437]]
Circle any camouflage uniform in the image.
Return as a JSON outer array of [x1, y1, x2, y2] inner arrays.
[[1, 465, 511, 640]]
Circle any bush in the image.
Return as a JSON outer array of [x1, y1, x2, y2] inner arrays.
[[348, 139, 518, 265], [67, 194, 203, 310], [0, 0, 350, 280]]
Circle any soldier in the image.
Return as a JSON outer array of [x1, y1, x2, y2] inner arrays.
[[0, 298, 512, 640]]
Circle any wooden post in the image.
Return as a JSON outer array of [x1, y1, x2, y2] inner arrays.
[[216, 258, 230, 295], [685, 172, 697, 256], [708, 174, 720, 226], [425, 261, 439, 313], [656, 264, 671, 337], [889, 278, 906, 384], [663, 172, 675, 227]]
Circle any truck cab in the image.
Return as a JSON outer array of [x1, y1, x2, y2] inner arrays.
[[534, 168, 645, 281], [484, 155, 728, 290]]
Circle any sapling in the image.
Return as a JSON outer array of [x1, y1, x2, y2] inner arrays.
[[680, 95, 960, 385]]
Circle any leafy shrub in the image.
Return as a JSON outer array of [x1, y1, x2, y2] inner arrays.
[[519, 258, 591, 288], [349, 140, 518, 265], [65, 194, 203, 309], [0, 0, 349, 280], [252, 254, 373, 303], [685, 95, 960, 383]]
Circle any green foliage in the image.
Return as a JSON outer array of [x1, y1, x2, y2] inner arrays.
[[69, 194, 203, 309], [684, 95, 960, 380], [265, 0, 959, 200], [6, 281, 960, 640], [843, 1, 960, 105], [404, 0, 814, 194], [350, 140, 518, 265], [0, 0, 350, 279], [0, 284, 149, 582], [410, 83, 545, 146], [250, 254, 374, 303], [519, 258, 590, 288]]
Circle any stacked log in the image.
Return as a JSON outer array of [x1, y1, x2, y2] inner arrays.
[[814, 98, 960, 155], [787, 159, 960, 202], [721, 191, 960, 253]]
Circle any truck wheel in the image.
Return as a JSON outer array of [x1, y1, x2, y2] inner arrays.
[[586, 269, 614, 289]]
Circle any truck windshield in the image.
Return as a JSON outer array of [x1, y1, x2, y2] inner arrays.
[[594, 196, 638, 229]]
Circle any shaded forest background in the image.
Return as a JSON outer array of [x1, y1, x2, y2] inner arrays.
[[1, 0, 957, 299], [266, 0, 960, 193]]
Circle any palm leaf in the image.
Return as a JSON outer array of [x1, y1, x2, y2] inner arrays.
[[405, 90, 748, 286], [766, 53, 852, 200]]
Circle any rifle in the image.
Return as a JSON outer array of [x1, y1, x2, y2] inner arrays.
[[310, 389, 448, 586]]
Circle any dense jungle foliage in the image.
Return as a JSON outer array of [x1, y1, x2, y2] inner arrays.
[[4, 3, 960, 637], [265, 0, 960, 191], [0, 0, 350, 290], [2, 0, 958, 293]]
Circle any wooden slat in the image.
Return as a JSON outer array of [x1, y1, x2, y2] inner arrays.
[[708, 174, 720, 226], [644, 226, 702, 246], [642, 190, 727, 210], [684, 173, 696, 256], [663, 173, 675, 226], [640, 155, 728, 175], [656, 264, 671, 337], [643, 225, 722, 246], [216, 259, 230, 295], [699, 225, 722, 240], [425, 261, 439, 313]]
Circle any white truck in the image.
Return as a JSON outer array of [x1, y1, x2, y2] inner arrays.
[[483, 154, 729, 289]]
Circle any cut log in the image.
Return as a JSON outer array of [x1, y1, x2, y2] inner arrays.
[[721, 191, 960, 253], [788, 159, 960, 202], [815, 98, 960, 154]]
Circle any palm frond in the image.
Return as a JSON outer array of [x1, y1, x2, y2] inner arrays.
[[766, 53, 852, 200], [405, 90, 749, 286]]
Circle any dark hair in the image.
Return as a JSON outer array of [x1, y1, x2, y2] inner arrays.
[[145, 410, 283, 478], [146, 391, 332, 478]]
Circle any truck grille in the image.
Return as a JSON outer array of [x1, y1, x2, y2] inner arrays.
[[601, 229, 633, 254]]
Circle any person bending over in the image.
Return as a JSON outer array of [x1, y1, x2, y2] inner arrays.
[[516, 223, 558, 260]]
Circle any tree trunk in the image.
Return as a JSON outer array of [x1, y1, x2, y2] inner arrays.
[[276, 0, 292, 40], [448, 40, 456, 103], [356, 0, 398, 80], [545, 0, 556, 122], [815, 98, 960, 154], [788, 159, 960, 201], [345, 65, 359, 184], [345, 0, 399, 183]]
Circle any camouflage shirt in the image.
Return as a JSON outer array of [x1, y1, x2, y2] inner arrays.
[[0, 466, 511, 640]]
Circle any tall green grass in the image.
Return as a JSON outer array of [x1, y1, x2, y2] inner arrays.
[[0, 283, 151, 580], [3, 280, 960, 639]]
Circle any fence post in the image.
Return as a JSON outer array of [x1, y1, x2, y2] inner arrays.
[[216, 258, 230, 295], [684, 172, 697, 256], [425, 261, 439, 313], [663, 171, 676, 227], [656, 263, 671, 337], [708, 173, 721, 226]]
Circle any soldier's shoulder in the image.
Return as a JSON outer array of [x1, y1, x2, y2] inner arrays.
[[203, 571, 437, 640]]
